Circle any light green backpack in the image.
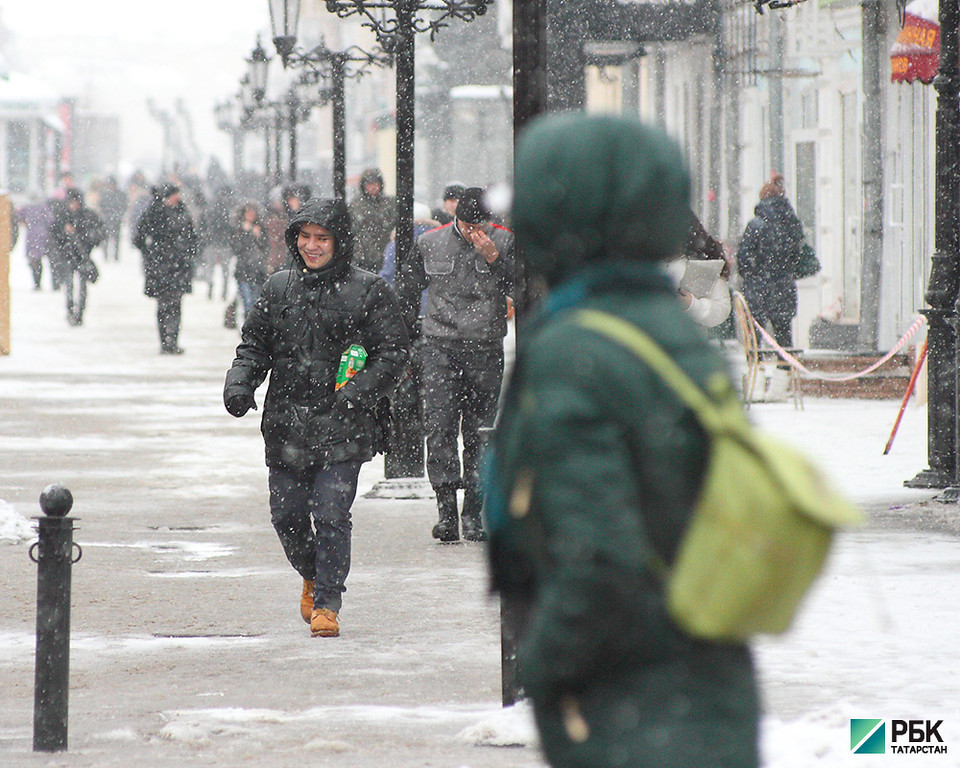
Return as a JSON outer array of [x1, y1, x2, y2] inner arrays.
[[575, 309, 863, 641]]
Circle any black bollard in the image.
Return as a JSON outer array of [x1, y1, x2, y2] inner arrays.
[[30, 484, 80, 752]]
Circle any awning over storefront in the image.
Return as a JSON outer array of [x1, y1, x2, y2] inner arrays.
[[890, 0, 948, 84]]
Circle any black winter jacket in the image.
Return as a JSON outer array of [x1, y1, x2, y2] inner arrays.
[[736, 196, 804, 320], [48, 202, 105, 270], [133, 195, 199, 298], [409, 221, 515, 342], [224, 199, 409, 470], [230, 217, 269, 285]]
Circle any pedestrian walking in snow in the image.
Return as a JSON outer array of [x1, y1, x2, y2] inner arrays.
[[16, 197, 54, 290], [48, 189, 106, 326], [133, 183, 199, 354], [348, 168, 396, 272], [229, 202, 269, 319], [431, 181, 465, 226], [485, 113, 759, 768], [223, 198, 408, 638], [198, 186, 236, 301], [98, 176, 128, 262], [735, 175, 805, 347], [405, 186, 514, 543]]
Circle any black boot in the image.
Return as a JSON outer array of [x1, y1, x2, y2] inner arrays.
[[432, 485, 460, 542], [461, 487, 487, 542]]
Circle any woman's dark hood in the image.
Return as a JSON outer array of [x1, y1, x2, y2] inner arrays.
[[754, 194, 795, 222], [513, 113, 691, 287], [284, 198, 354, 273]]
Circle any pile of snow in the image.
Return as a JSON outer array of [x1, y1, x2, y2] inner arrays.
[[458, 701, 539, 747], [0, 499, 35, 544]]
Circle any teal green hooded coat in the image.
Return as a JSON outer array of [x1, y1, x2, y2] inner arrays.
[[488, 114, 759, 768]]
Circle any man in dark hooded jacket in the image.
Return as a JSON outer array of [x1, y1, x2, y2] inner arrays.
[[735, 175, 804, 347], [223, 198, 408, 638], [347, 168, 396, 272], [48, 188, 105, 325], [487, 114, 759, 768], [133, 183, 199, 354]]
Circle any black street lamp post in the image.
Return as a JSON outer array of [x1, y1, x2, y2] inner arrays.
[[331, 57, 346, 198], [286, 87, 299, 182], [240, 74, 273, 183], [495, 0, 548, 711], [321, 0, 494, 479], [906, 0, 960, 492]]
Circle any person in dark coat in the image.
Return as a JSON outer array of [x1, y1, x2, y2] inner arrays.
[[431, 182, 465, 226], [98, 176, 128, 262], [48, 189, 106, 326], [223, 198, 408, 639], [347, 168, 396, 272], [262, 184, 311, 276], [735, 175, 804, 347], [229, 202, 270, 318], [17, 197, 54, 290], [198, 186, 236, 300], [405, 186, 514, 543], [486, 113, 759, 768], [133, 183, 199, 354]]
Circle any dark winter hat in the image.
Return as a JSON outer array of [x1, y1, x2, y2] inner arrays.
[[443, 182, 466, 201], [513, 113, 690, 285], [282, 184, 311, 203], [155, 183, 180, 200], [360, 168, 384, 187], [65, 188, 84, 204], [456, 187, 491, 224]]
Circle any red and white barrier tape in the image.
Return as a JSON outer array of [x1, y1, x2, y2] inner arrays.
[[749, 312, 926, 382]]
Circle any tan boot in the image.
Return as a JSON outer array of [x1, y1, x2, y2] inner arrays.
[[300, 580, 314, 624], [310, 608, 339, 638]]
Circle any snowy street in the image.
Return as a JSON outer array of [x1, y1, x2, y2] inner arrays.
[[1, 245, 958, 767]]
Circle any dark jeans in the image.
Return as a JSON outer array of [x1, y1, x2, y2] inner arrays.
[[104, 228, 121, 261], [268, 461, 362, 613], [753, 310, 794, 348], [64, 268, 87, 323], [421, 338, 504, 490], [27, 255, 43, 290], [156, 292, 183, 351]]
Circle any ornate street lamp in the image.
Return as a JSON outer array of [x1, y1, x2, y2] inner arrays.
[[239, 75, 256, 117], [268, 31, 389, 200], [247, 39, 271, 107], [239, 75, 277, 184], [268, 0, 301, 63], [322, 0, 493, 479]]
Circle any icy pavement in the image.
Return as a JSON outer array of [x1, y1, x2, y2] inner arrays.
[[1, 243, 958, 766]]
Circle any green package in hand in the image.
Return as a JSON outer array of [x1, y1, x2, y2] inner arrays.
[[335, 344, 367, 390]]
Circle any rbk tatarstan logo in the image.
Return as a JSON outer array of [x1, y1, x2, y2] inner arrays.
[[851, 719, 886, 754]]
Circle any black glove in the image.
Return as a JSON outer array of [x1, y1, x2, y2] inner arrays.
[[225, 393, 257, 418]]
